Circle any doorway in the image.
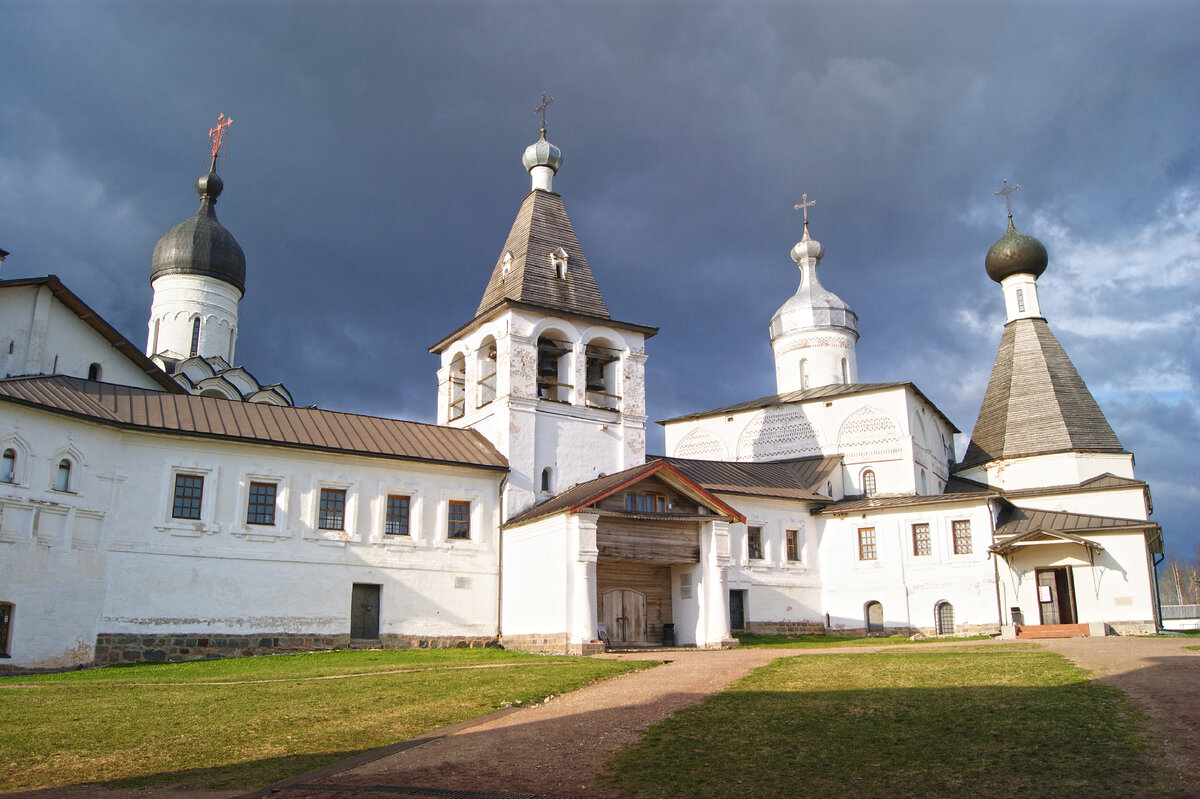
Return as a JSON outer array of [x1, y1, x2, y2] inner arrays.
[[350, 583, 381, 639], [729, 589, 747, 631], [1035, 568, 1076, 625], [601, 588, 647, 645], [865, 601, 884, 634]]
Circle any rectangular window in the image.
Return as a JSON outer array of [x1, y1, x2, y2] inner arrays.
[[0, 603, 12, 657], [786, 529, 801, 562], [319, 488, 347, 531], [385, 494, 411, 536], [447, 500, 471, 539], [247, 482, 277, 526], [626, 493, 667, 513], [747, 526, 763, 560], [912, 522, 932, 556], [953, 520, 973, 554], [171, 474, 204, 520], [858, 527, 877, 561], [1016, 288, 1026, 312]]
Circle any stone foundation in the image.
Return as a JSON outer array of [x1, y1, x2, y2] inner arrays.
[[1106, 619, 1157, 636], [500, 633, 603, 656], [93, 632, 498, 665], [744, 620, 827, 636]]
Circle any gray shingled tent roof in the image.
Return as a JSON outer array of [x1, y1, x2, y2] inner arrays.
[[476, 190, 608, 319], [0, 375, 508, 470], [959, 318, 1124, 470]]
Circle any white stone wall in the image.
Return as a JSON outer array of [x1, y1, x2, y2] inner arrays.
[[959, 451, 1136, 491], [147, 274, 241, 362], [0, 284, 164, 388], [725, 497, 824, 627], [499, 515, 571, 637]]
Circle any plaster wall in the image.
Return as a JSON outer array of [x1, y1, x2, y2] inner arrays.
[[959, 452, 1136, 492], [0, 284, 163, 388], [1010, 488, 1149, 521], [147, 274, 241, 362], [500, 515, 570, 636]]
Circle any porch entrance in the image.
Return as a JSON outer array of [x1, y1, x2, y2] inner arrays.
[[597, 562, 672, 646], [1035, 567, 1077, 625]]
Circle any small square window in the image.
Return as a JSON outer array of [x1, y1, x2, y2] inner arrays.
[[172, 474, 204, 520], [319, 488, 346, 531], [447, 500, 471, 540], [786, 529, 801, 562], [858, 527, 877, 561], [247, 482, 277, 526], [912, 523, 932, 556], [953, 520, 972, 554], [747, 526, 763, 560], [385, 495, 411, 536]]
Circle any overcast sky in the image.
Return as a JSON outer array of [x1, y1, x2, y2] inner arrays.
[[2, 1, 1197, 558]]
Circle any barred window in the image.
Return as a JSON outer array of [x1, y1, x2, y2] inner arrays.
[[319, 488, 346, 531], [172, 474, 204, 520], [385, 495, 411, 536], [786, 529, 801, 562], [447, 500, 471, 539], [912, 523, 932, 556], [858, 527, 877, 560], [747, 526, 763, 560], [247, 482, 277, 526], [953, 520, 972, 554]]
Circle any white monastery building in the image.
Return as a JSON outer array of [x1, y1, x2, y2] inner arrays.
[[0, 121, 1165, 670]]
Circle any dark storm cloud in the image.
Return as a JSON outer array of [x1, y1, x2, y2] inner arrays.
[[2, 0, 1197, 555]]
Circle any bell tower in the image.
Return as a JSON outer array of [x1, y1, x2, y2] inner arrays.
[[430, 103, 657, 517]]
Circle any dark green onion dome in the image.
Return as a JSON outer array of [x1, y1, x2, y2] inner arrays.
[[150, 168, 246, 294], [985, 217, 1048, 283]]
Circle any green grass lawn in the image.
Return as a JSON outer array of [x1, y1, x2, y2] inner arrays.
[[0, 648, 649, 792], [733, 632, 992, 648], [606, 648, 1161, 799]]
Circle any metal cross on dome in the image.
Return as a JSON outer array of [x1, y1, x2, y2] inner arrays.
[[993, 179, 1021, 218], [208, 113, 233, 159], [534, 92, 554, 134], [794, 194, 816, 225]]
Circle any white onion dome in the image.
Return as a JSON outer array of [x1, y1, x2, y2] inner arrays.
[[985, 216, 1048, 283], [770, 224, 858, 340], [150, 167, 246, 294], [521, 132, 563, 174]]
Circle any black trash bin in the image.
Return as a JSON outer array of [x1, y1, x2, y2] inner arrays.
[[662, 623, 675, 647]]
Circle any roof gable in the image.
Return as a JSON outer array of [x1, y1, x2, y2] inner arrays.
[[655, 455, 841, 502], [960, 318, 1123, 469], [475, 190, 609, 320]]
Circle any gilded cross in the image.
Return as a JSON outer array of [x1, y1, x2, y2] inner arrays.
[[208, 113, 233, 159], [794, 193, 816, 224], [993, 179, 1020, 218], [534, 92, 554, 134]]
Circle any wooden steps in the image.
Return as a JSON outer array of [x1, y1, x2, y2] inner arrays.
[[1015, 623, 1090, 639]]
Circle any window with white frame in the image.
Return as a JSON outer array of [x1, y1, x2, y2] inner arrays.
[[747, 526, 763, 560], [1, 449, 15, 484], [247, 482, 277, 526], [858, 527, 877, 560], [385, 494, 411, 536], [447, 500, 471, 540], [319, 488, 347, 531], [172, 474, 204, 520], [786, 529, 801, 562]]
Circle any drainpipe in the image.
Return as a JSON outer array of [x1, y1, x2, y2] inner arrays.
[[989, 498, 1004, 627], [1152, 548, 1165, 633], [496, 472, 508, 643], [895, 523, 912, 633]]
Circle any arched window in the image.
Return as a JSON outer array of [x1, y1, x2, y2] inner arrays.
[[87, 363, 102, 381], [189, 318, 201, 357], [862, 469, 877, 497], [585, 339, 620, 410], [476, 339, 497, 407], [55, 459, 72, 492], [447, 353, 466, 420], [799, 359, 810, 389], [865, 601, 884, 634], [541, 467, 553, 493], [935, 602, 955, 635], [1, 449, 15, 483], [536, 334, 571, 402]]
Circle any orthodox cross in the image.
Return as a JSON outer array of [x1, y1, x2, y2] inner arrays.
[[993, 179, 1020, 218], [208, 113, 233, 160], [794, 193, 816, 225], [534, 92, 554, 135]]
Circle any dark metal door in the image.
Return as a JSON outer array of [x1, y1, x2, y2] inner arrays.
[[729, 589, 746, 630], [350, 583, 380, 639]]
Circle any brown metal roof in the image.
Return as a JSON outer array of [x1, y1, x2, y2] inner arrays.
[[0, 375, 507, 471], [654, 455, 841, 502], [959, 318, 1124, 470], [1000, 472, 1146, 500], [0, 275, 183, 393], [475, 190, 609, 320], [504, 460, 745, 528], [814, 477, 998, 514], [658, 381, 958, 432], [993, 505, 1155, 537]]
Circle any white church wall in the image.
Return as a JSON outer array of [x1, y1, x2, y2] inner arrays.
[[500, 515, 570, 641], [960, 451, 1136, 491], [817, 502, 999, 635], [147, 274, 241, 361], [1010, 487, 1150, 522], [0, 284, 163, 389]]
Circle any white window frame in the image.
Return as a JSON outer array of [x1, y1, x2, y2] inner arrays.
[[158, 465, 218, 537], [377, 482, 423, 546], [438, 488, 482, 547], [48, 445, 85, 495], [312, 480, 357, 541], [236, 472, 289, 538]]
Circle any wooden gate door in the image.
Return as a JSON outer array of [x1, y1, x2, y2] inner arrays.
[[1036, 568, 1076, 625], [350, 583, 381, 639], [601, 589, 647, 645]]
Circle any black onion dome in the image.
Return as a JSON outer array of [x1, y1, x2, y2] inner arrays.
[[985, 218, 1048, 283], [150, 170, 246, 294]]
